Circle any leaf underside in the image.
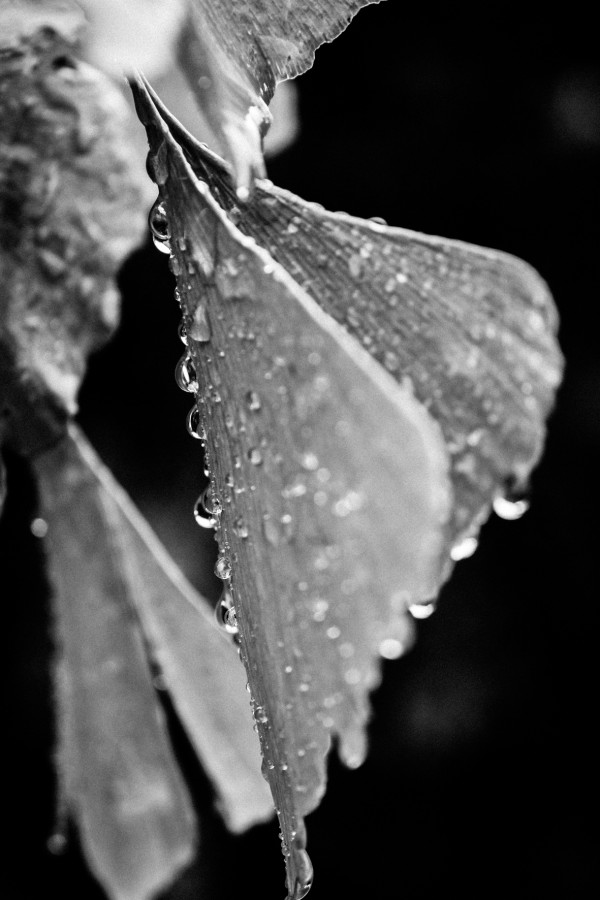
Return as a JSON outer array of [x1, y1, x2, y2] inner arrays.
[[135, 80, 563, 898], [33, 425, 273, 900], [179, 0, 383, 193]]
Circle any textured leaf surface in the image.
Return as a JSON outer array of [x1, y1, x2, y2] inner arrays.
[[34, 425, 273, 899], [0, 2, 146, 455], [142, 99, 564, 546], [179, 0, 383, 193], [137, 81, 453, 898]]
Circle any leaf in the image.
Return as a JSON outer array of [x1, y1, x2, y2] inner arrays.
[[140, 91, 564, 548], [0, 2, 147, 456], [33, 424, 272, 900], [34, 430, 196, 900], [66, 424, 273, 834], [178, 0, 383, 194], [136, 80, 453, 899]]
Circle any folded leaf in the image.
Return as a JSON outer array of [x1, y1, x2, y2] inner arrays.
[[136, 81, 453, 899], [178, 0, 383, 194], [0, 2, 147, 455], [67, 423, 272, 833], [34, 431, 196, 900], [139, 93, 564, 547], [34, 425, 273, 899]]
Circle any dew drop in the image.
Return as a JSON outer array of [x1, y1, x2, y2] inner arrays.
[[189, 303, 211, 342], [245, 389, 262, 411], [30, 517, 48, 538], [216, 589, 238, 634], [247, 447, 263, 466], [193, 491, 216, 529], [232, 516, 249, 539], [186, 405, 204, 439], [326, 626, 341, 640], [409, 602, 436, 619], [493, 495, 530, 520], [379, 637, 404, 659], [450, 535, 479, 561], [301, 452, 319, 471], [215, 554, 233, 581], [178, 320, 188, 345], [148, 200, 170, 253], [175, 355, 199, 393]]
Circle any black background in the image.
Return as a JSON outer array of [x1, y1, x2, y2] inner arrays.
[[4, 4, 599, 899]]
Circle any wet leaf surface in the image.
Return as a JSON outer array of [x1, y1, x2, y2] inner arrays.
[[0, 3, 147, 455], [179, 0, 382, 193], [34, 424, 273, 899], [141, 96, 564, 547], [136, 81, 454, 898]]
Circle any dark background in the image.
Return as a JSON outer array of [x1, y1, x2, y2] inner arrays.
[[4, 4, 599, 899]]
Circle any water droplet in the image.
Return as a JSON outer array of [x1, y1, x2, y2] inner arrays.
[[348, 254, 363, 278], [175, 355, 199, 393], [189, 303, 211, 342], [186, 405, 204, 439], [193, 490, 217, 529], [369, 216, 387, 225], [47, 832, 68, 855], [247, 447, 263, 466], [311, 599, 329, 622], [344, 667, 361, 685], [379, 637, 405, 659], [245, 390, 261, 411], [450, 535, 479, 561], [493, 495, 530, 521], [326, 626, 341, 640], [409, 602, 436, 619], [301, 452, 319, 471], [30, 517, 48, 538], [178, 320, 188, 345], [232, 516, 249, 538], [215, 554, 233, 581], [216, 589, 239, 634], [168, 255, 181, 276], [149, 200, 171, 253]]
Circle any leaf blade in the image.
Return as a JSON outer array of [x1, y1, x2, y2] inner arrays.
[[34, 432, 196, 900], [136, 80, 453, 898], [67, 424, 273, 833]]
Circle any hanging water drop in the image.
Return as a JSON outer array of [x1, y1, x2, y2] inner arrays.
[[216, 589, 239, 635], [215, 554, 233, 581], [409, 602, 436, 619], [178, 320, 188, 345], [148, 200, 171, 254], [186, 405, 205, 440], [493, 495, 530, 520], [450, 535, 478, 561], [193, 492, 216, 529], [175, 354, 199, 393]]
